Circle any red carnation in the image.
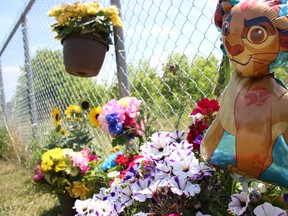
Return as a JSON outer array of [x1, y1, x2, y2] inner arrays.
[[115, 154, 133, 167], [191, 98, 219, 117]]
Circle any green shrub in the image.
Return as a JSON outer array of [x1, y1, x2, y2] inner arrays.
[[0, 127, 11, 159]]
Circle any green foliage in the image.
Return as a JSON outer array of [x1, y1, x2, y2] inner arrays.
[[161, 53, 219, 111], [0, 127, 10, 159], [273, 65, 288, 87]]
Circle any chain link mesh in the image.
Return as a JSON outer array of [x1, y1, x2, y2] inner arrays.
[[0, 0, 223, 151]]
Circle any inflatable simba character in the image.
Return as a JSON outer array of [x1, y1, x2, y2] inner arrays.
[[200, 0, 288, 188]]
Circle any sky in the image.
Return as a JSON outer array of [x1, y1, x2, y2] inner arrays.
[[0, 0, 220, 102], [0, 0, 29, 48]]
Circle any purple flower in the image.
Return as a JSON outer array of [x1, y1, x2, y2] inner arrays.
[[194, 134, 204, 145], [228, 192, 250, 216], [253, 202, 287, 216]]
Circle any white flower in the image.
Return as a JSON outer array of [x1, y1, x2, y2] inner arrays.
[[169, 130, 186, 143], [170, 139, 193, 151], [120, 185, 134, 206], [250, 182, 267, 194], [253, 202, 287, 216], [107, 171, 120, 178], [148, 139, 170, 159], [107, 185, 121, 201], [88, 199, 115, 216], [132, 178, 153, 202], [154, 160, 171, 181], [228, 192, 250, 215], [169, 176, 201, 196], [171, 151, 199, 178], [94, 187, 109, 200], [73, 198, 91, 214]]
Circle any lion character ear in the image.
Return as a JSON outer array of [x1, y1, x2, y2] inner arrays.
[[275, 16, 288, 52], [214, 0, 234, 29]]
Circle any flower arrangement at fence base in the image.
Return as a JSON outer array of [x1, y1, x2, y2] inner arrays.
[[33, 101, 109, 200], [73, 130, 218, 216], [33, 147, 99, 199], [48, 1, 123, 77], [72, 97, 287, 216], [97, 97, 145, 152], [73, 135, 288, 216]]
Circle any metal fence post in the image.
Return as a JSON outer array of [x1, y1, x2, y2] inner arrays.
[[110, 0, 130, 98], [22, 16, 38, 136], [0, 58, 7, 127]]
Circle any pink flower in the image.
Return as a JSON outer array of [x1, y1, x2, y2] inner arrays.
[[73, 150, 90, 174], [89, 154, 98, 161], [33, 163, 44, 181], [120, 97, 142, 119]]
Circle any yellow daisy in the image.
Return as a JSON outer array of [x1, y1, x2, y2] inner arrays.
[[88, 106, 101, 127], [55, 161, 67, 172], [41, 157, 53, 172], [65, 105, 82, 119], [52, 107, 61, 126]]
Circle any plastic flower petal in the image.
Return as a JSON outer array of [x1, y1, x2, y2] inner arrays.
[[170, 130, 186, 143], [169, 176, 201, 196], [88, 106, 101, 127], [171, 151, 199, 178], [228, 192, 250, 216], [120, 185, 134, 206], [253, 202, 287, 216], [52, 107, 61, 126], [71, 181, 90, 199], [73, 198, 91, 215], [132, 178, 153, 202], [65, 105, 81, 119]]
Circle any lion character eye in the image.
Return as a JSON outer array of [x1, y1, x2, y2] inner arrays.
[[222, 21, 229, 36], [247, 26, 268, 44]]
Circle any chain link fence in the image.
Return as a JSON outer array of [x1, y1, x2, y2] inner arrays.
[[0, 0, 224, 153]]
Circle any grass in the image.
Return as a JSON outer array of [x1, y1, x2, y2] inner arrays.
[[0, 159, 62, 216]]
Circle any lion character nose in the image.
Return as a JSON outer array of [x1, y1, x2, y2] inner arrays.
[[225, 41, 244, 56]]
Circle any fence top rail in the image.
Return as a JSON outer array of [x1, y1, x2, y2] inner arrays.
[[0, 0, 35, 56]]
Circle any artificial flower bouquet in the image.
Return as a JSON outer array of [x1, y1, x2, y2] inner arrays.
[[33, 101, 108, 198], [48, 1, 122, 44], [73, 130, 217, 215], [97, 97, 145, 151], [33, 147, 101, 199]]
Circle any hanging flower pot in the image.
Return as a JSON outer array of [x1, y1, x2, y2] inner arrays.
[[62, 34, 109, 77], [48, 2, 123, 77]]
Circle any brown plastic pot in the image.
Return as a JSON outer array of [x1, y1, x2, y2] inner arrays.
[[58, 193, 77, 216], [62, 34, 109, 77]]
